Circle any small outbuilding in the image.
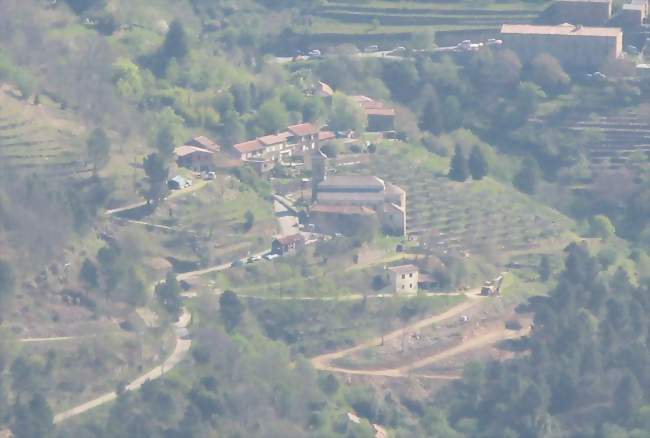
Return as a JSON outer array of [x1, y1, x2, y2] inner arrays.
[[168, 175, 191, 190], [388, 264, 419, 294], [271, 233, 306, 256]]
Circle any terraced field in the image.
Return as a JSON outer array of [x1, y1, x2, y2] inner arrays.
[[303, 0, 550, 46], [0, 95, 87, 179], [567, 105, 650, 171], [359, 148, 573, 257]]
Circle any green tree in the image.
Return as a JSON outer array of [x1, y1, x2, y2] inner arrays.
[[419, 87, 443, 135], [155, 125, 177, 157], [143, 153, 169, 204], [531, 54, 570, 95], [64, 0, 104, 14], [468, 145, 488, 180], [302, 97, 326, 123], [448, 145, 469, 182], [162, 19, 189, 61], [329, 93, 367, 133], [230, 82, 251, 114], [539, 255, 552, 282], [412, 29, 435, 50], [243, 210, 255, 232], [79, 258, 98, 289], [11, 394, 53, 438], [614, 373, 642, 420], [87, 128, 111, 174], [320, 141, 339, 158], [590, 215, 616, 240], [257, 99, 289, 134], [219, 290, 244, 332], [155, 271, 182, 319], [514, 158, 541, 194], [0, 259, 16, 311]]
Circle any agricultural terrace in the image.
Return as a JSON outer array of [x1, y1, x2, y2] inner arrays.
[[300, 0, 550, 45], [0, 92, 87, 179], [362, 143, 575, 259]]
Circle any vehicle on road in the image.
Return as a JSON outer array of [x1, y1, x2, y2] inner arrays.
[[231, 259, 244, 268], [308, 49, 322, 57], [247, 255, 262, 263], [264, 253, 280, 261], [486, 38, 503, 46]]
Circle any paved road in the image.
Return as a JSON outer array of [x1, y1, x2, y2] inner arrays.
[[53, 310, 192, 424], [274, 200, 300, 237]]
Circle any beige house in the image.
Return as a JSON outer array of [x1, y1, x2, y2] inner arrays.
[[388, 265, 419, 294], [230, 122, 328, 173], [500, 23, 622, 69]]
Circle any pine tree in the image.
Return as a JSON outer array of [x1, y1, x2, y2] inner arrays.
[[468, 145, 488, 180], [514, 158, 541, 194], [539, 255, 551, 282], [448, 145, 469, 182], [419, 89, 443, 135], [162, 20, 189, 61]]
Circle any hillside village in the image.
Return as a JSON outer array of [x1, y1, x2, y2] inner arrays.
[[0, 0, 649, 437]]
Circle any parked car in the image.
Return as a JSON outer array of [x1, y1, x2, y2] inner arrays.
[[247, 255, 262, 263], [203, 171, 216, 180], [486, 38, 503, 46], [264, 254, 280, 261], [308, 49, 322, 57]]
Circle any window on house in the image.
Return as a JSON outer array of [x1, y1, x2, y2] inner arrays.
[[410, 284, 413, 288], [409, 273, 413, 278], [401, 274, 405, 279]]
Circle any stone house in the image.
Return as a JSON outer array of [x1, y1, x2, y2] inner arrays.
[[388, 265, 419, 294]]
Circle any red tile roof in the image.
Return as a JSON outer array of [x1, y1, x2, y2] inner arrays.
[[259, 132, 289, 146], [318, 131, 336, 142], [388, 264, 418, 275], [174, 145, 214, 157], [233, 139, 264, 154], [366, 107, 396, 117], [186, 136, 220, 151], [288, 123, 319, 137]]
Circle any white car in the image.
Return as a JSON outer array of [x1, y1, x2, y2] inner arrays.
[[486, 38, 503, 46]]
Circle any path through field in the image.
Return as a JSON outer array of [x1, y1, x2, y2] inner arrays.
[[52, 310, 192, 424]]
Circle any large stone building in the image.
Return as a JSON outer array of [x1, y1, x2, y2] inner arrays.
[[309, 158, 407, 236], [545, 0, 612, 25], [500, 23, 622, 69]]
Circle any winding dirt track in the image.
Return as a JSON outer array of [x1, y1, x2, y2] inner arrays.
[[52, 310, 192, 424], [311, 293, 525, 379]]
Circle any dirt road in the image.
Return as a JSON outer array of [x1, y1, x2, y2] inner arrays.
[[311, 294, 482, 373], [311, 297, 529, 380], [52, 310, 192, 424]]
